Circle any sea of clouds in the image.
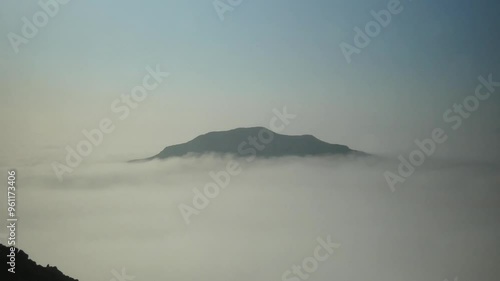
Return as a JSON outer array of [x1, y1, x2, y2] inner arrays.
[[1, 155, 499, 281]]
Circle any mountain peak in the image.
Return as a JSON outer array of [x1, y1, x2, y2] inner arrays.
[[132, 127, 365, 162]]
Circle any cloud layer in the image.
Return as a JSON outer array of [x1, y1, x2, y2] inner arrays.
[[1, 155, 498, 281]]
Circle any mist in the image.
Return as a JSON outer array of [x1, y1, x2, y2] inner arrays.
[[4, 155, 499, 281]]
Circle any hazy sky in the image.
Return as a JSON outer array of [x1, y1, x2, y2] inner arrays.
[[1, 0, 500, 163]]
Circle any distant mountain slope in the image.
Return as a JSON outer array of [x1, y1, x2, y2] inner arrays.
[[1, 244, 78, 281], [133, 127, 366, 162]]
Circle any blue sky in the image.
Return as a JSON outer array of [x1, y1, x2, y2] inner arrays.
[[1, 0, 499, 162]]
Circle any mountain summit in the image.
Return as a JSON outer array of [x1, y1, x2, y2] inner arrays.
[[133, 127, 365, 162]]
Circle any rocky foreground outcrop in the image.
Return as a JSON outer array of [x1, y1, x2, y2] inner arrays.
[[1, 244, 78, 281]]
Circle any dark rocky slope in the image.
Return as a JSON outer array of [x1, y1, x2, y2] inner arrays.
[[1, 244, 78, 281]]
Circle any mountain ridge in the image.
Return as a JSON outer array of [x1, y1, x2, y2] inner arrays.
[[131, 127, 367, 162]]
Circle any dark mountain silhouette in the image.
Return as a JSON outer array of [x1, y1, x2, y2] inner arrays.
[[132, 127, 367, 162], [1, 244, 78, 281]]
